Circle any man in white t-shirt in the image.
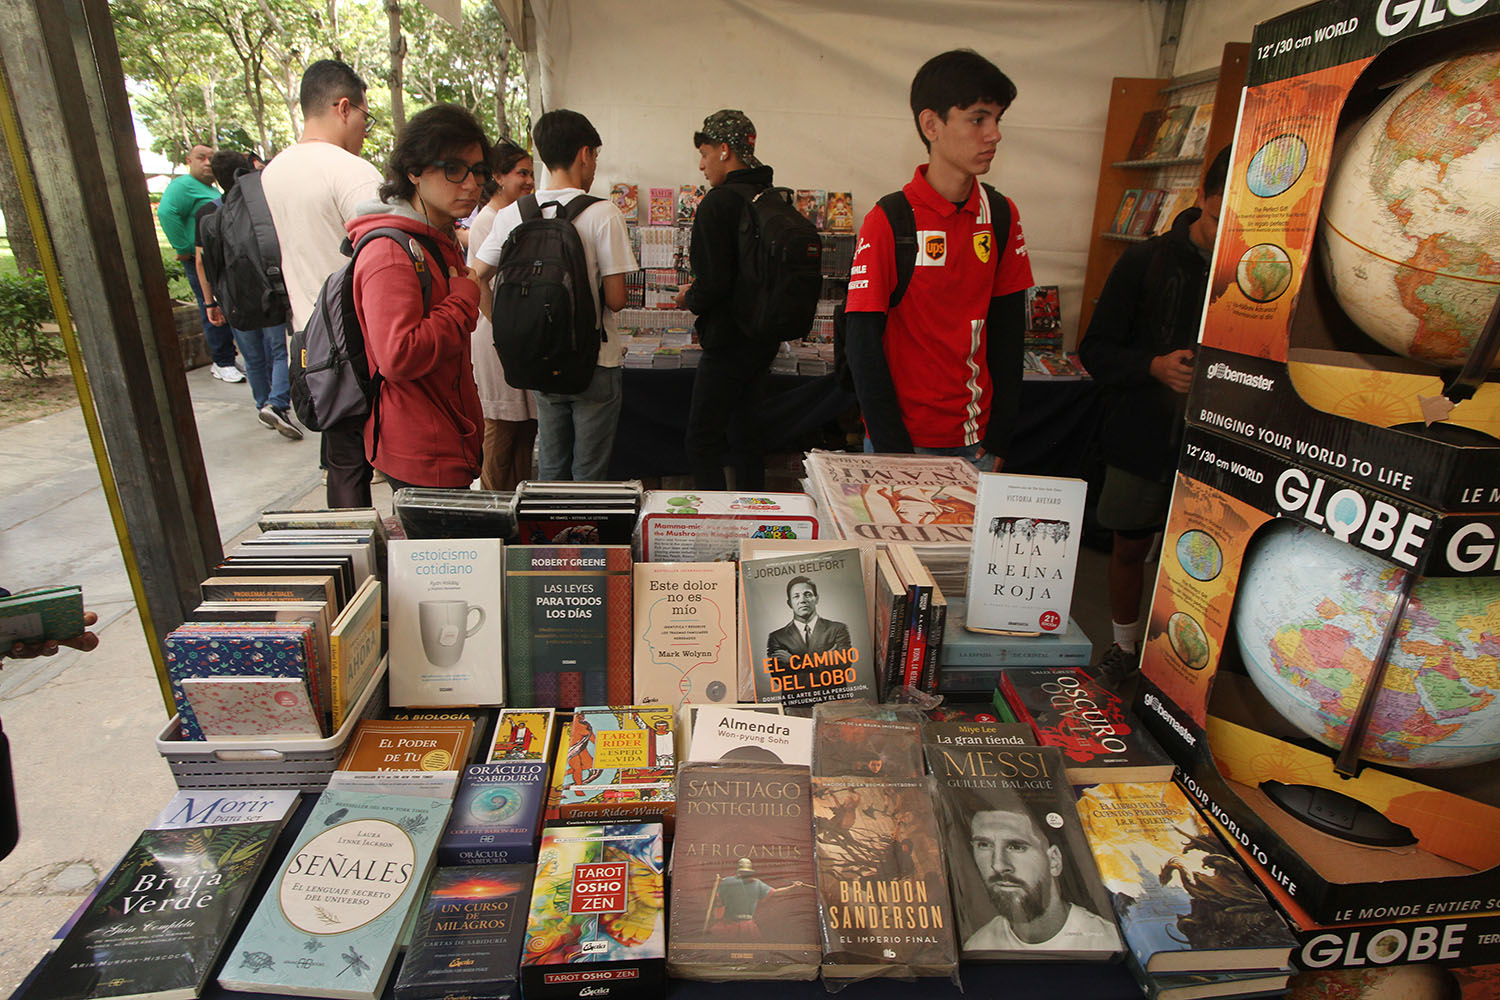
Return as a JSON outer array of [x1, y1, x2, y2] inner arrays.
[[964, 805, 1118, 953], [261, 58, 383, 507], [473, 109, 638, 481]]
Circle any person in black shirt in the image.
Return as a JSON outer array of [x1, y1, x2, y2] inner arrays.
[[674, 109, 779, 490]]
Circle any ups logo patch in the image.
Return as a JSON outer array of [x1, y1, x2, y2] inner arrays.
[[916, 230, 947, 266]]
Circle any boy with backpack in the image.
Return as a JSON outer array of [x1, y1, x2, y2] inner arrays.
[[674, 109, 820, 490], [844, 49, 1034, 471], [473, 109, 638, 482]]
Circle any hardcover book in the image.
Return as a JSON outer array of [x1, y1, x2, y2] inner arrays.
[[923, 737, 1122, 961], [217, 557, 353, 608], [998, 666, 1174, 784], [609, 182, 638, 223], [26, 820, 288, 1000], [1076, 782, 1294, 974], [503, 545, 633, 708], [740, 546, 877, 713], [219, 790, 451, 999], [487, 707, 556, 762], [669, 762, 820, 980], [555, 705, 675, 829], [520, 823, 666, 1000], [181, 675, 322, 738], [163, 622, 318, 740], [811, 775, 957, 980], [965, 472, 1086, 635], [329, 577, 383, 729], [438, 761, 549, 865], [337, 718, 477, 772], [687, 705, 812, 766], [631, 561, 737, 707], [200, 574, 342, 615], [388, 539, 504, 707], [392, 863, 534, 1000], [0, 584, 85, 645]]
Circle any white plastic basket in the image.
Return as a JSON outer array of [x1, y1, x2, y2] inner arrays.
[[155, 658, 388, 791]]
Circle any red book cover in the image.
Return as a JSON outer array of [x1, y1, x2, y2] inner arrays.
[[998, 667, 1174, 784]]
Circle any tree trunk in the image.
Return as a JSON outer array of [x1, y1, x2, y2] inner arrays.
[[494, 36, 511, 138], [387, 0, 405, 132], [0, 131, 41, 275]]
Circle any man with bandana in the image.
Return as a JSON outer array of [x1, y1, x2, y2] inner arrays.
[[674, 110, 781, 490]]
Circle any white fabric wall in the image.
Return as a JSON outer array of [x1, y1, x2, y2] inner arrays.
[[1176, 0, 1310, 75], [528, 0, 1274, 343]]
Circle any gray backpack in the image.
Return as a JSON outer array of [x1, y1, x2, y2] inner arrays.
[[288, 228, 439, 450]]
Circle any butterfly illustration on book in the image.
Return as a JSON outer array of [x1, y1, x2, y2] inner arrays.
[[598, 843, 663, 947]]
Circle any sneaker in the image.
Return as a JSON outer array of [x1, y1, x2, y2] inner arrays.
[[261, 405, 304, 440], [256, 406, 278, 430], [1095, 643, 1141, 690], [371, 469, 388, 485], [210, 363, 245, 383]]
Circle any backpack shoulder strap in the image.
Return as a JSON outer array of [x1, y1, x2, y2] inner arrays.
[[981, 182, 1012, 256], [876, 191, 917, 309], [228, 170, 287, 299], [351, 226, 435, 313], [517, 193, 541, 222], [559, 194, 603, 223]]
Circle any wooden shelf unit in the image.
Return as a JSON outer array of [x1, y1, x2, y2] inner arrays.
[[1077, 42, 1248, 343]]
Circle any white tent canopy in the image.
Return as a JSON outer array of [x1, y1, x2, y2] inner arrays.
[[496, 0, 1308, 344]]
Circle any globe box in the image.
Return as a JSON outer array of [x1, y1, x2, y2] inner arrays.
[[1135, 0, 1500, 944]]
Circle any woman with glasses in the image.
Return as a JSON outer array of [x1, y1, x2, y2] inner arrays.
[[467, 140, 538, 491], [347, 103, 493, 490]]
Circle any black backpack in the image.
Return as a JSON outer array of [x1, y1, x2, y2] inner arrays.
[[197, 169, 289, 330], [288, 228, 441, 451], [724, 183, 823, 342], [833, 183, 1012, 388], [491, 193, 603, 395]]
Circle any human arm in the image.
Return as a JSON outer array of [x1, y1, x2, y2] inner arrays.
[[979, 290, 1027, 467], [3, 611, 99, 662], [680, 188, 740, 316], [156, 181, 197, 255], [353, 243, 480, 381], [602, 273, 627, 313], [1075, 244, 1162, 387], [844, 206, 914, 452], [593, 201, 639, 316], [194, 248, 226, 327]]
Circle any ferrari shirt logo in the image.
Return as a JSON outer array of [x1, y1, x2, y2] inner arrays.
[[917, 230, 947, 266], [973, 231, 992, 263]]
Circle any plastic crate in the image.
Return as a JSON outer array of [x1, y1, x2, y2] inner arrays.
[[155, 658, 388, 791]]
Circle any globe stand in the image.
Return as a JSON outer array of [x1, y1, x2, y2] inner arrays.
[[1259, 570, 1422, 848]]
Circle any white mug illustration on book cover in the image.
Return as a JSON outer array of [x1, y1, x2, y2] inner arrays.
[[419, 600, 485, 667], [389, 539, 505, 706]]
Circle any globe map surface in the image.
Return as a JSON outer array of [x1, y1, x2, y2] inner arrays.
[[1235, 520, 1500, 769], [1318, 50, 1500, 370]]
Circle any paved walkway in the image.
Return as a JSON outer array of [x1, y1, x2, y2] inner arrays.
[[0, 365, 326, 993]]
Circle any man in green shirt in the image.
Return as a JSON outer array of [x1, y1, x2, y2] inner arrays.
[[157, 143, 243, 382]]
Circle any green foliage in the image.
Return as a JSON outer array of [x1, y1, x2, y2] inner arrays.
[[160, 249, 192, 301], [0, 272, 63, 378]]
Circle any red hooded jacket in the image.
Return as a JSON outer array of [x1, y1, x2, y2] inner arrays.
[[348, 206, 482, 487]]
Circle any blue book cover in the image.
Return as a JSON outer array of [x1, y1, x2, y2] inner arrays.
[[218, 790, 452, 1000], [393, 864, 534, 1000], [439, 762, 548, 866], [163, 625, 314, 740]]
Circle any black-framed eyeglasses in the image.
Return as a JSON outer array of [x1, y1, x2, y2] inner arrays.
[[337, 101, 378, 134], [429, 159, 493, 184]]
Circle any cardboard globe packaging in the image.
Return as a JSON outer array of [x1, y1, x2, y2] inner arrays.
[[1135, 0, 1500, 968]]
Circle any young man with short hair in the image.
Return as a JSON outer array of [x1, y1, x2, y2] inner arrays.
[[673, 109, 779, 490], [1078, 147, 1232, 689], [158, 142, 242, 383], [261, 58, 384, 506], [472, 109, 638, 481], [845, 49, 1034, 471]]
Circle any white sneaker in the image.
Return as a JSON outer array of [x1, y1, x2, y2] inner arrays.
[[211, 363, 245, 383]]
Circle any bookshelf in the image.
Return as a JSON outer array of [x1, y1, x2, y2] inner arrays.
[[1077, 43, 1249, 343]]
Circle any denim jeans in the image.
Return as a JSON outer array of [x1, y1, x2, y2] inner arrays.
[[863, 436, 995, 473], [535, 365, 622, 481], [234, 324, 290, 411], [183, 261, 237, 367]]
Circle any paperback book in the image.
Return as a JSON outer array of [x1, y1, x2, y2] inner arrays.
[[687, 705, 812, 766], [219, 790, 451, 999], [669, 762, 820, 980], [1111, 189, 1142, 234], [181, 675, 322, 738], [609, 182, 638, 222], [740, 546, 877, 712], [811, 775, 957, 981], [487, 707, 556, 762], [812, 701, 925, 778], [923, 733, 1122, 961], [646, 187, 674, 226], [199, 574, 341, 615], [337, 718, 477, 772], [520, 823, 666, 1000], [329, 577, 383, 729], [1075, 782, 1295, 975], [503, 545, 633, 708], [438, 761, 548, 865], [381, 707, 497, 767], [825, 191, 854, 234], [965, 472, 1086, 635], [555, 705, 675, 829], [1177, 102, 1214, 159], [999, 666, 1174, 784], [26, 818, 289, 1000], [392, 863, 534, 1000], [1126, 109, 1167, 160], [631, 561, 737, 707], [388, 539, 504, 707]]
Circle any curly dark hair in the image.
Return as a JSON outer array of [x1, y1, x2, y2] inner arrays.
[[378, 103, 491, 203]]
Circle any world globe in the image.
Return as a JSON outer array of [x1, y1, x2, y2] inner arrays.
[[1317, 49, 1500, 370], [1234, 520, 1500, 769]]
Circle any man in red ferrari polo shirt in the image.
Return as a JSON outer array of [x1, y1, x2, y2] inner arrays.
[[845, 49, 1034, 471]]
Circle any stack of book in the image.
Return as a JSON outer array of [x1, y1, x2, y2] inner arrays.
[[804, 450, 979, 596], [391, 487, 518, 539], [513, 479, 643, 546], [1125, 103, 1212, 162], [871, 542, 948, 695]]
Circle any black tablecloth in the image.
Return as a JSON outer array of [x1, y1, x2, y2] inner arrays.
[[608, 370, 1100, 480]]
